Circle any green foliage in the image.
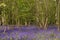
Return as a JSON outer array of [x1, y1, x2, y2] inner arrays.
[[0, 0, 60, 27]]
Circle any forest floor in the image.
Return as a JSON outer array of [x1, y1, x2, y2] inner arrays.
[[0, 25, 60, 40]]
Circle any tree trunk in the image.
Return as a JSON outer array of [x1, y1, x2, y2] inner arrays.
[[56, 0, 60, 31], [25, 21, 27, 26], [35, 0, 42, 28], [43, 0, 48, 30]]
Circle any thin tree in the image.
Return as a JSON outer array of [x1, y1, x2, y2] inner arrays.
[[43, 0, 49, 29], [34, 0, 42, 28], [56, 0, 60, 31]]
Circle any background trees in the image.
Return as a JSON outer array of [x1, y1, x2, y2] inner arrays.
[[0, 0, 60, 29]]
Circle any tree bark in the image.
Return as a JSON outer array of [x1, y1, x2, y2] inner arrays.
[[34, 0, 42, 28], [43, 0, 48, 29], [56, 0, 60, 31]]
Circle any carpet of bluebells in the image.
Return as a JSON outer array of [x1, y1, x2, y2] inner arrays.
[[0, 25, 60, 40]]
